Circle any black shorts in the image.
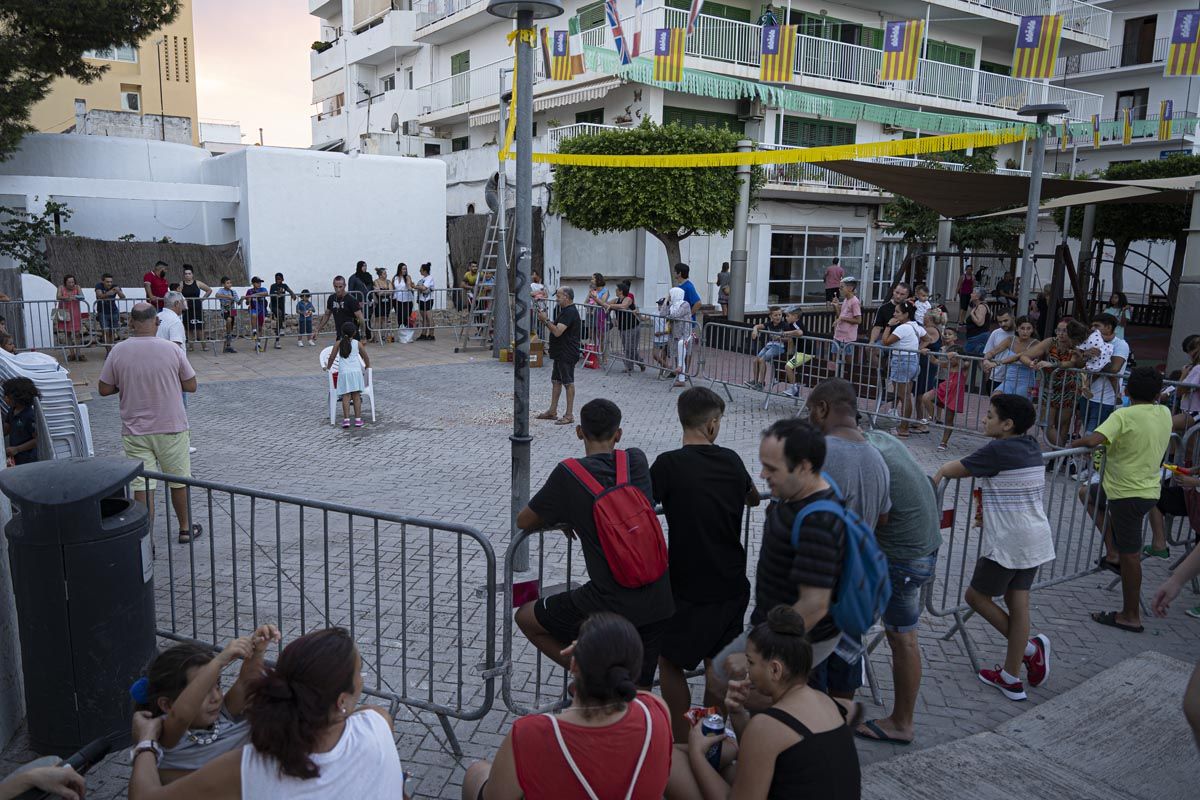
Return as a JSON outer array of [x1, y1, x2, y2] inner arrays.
[[970, 557, 1037, 597], [1158, 484, 1188, 517], [418, 299, 434, 311], [1086, 486, 1156, 554], [551, 358, 577, 385], [533, 589, 665, 687], [659, 592, 749, 670]]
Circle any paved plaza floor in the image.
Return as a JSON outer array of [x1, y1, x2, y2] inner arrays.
[[3, 335, 1198, 798]]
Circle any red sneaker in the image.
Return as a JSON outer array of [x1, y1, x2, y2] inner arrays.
[[1024, 634, 1050, 688], [978, 666, 1027, 701]]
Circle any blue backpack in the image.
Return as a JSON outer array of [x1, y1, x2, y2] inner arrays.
[[789, 474, 891, 637]]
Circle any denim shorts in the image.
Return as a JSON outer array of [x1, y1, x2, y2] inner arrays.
[[1077, 397, 1115, 432], [882, 551, 937, 633], [757, 342, 785, 360]]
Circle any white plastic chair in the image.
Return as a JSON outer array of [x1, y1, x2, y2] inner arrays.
[[318, 346, 375, 424]]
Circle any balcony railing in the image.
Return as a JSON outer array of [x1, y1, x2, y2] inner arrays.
[[413, 0, 487, 29], [416, 54, 546, 115], [963, 0, 1109, 41], [1055, 37, 1169, 77]]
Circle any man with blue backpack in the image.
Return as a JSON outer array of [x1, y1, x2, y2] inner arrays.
[[714, 418, 891, 705]]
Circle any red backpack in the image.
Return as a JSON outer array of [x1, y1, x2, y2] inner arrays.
[[562, 450, 668, 589]]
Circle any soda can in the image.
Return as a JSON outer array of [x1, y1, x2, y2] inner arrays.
[[701, 713, 724, 770]]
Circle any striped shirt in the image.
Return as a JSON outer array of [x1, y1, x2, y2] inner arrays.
[[960, 436, 1055, 570]]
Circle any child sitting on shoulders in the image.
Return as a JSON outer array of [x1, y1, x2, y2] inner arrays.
[[132, 624, 280, 782], [1077, 327, 1120, 401]]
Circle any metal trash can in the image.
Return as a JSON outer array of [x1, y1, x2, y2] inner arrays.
[[0, 457, 153, 755]]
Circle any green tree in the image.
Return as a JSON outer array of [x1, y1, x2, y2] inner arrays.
[[1053, 155, 1197, 297], [0, 200, 74, 279], [0, 1, 181, 158], [552, 120, 762, 268]]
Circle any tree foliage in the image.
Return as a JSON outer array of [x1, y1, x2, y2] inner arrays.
[[552, 120, 763, 268], [0, 200, 74, 279], [0, 1, 181, 158], [882, 147, 1023, 256], [1052, 155, 1197, 243]]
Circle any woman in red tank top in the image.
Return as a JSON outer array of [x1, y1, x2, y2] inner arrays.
[[462, 613, 673, 800]]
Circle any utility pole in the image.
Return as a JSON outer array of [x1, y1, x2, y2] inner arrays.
[[1015, 103, 1069, 318], [728, 139, 752, 321]]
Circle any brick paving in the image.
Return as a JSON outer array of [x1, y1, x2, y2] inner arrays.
[[3, 337, 1198, 799]]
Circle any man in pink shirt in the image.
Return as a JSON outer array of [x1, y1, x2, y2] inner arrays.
[[99, 302, 202, 543], [823, 257, 846, 303]]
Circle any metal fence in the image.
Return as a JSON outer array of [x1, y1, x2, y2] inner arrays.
[[140, 470, 497, 757]]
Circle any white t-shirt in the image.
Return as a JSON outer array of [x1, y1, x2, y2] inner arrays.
[[240, 709, 405, 799], [889, 321, 925, 352], [392, 276, 414, 302], [914, 299, 931, 325], [156, 308, 186, 346], [1088, 337, 1131, 406], [984, 328, 1013, 383], [416, 275, 436, 298]]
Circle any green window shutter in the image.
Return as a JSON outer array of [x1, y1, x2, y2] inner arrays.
[[700, 2, 751, 23], [578, 2, 606, 31], [575, 108, 604, 125], [780, 118, 856, 148], [665, 0, 689, 9], [663, 105, 745, 133], [861, 26, 883, 50], [925, 40, 975, 67], [450, 50, 470, 75], [979, 60, 1010, 76]]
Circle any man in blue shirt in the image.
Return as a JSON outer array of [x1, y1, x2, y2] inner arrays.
[[674, 263, 702, 319]]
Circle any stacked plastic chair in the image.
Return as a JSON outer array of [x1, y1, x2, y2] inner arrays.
[[0, 351, 91, 461]]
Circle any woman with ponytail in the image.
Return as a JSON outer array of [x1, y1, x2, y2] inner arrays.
[[462, 612, 673, 800], [670, 606, 861, 799], [128, 627, 408, 799]]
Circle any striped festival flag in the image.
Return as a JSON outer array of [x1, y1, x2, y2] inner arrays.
[[1091, 114, 1101, 149], [551, 30, 573, 81], [1011, 14, 1063, 79], [686, 0, 703, 34], [632, 0, 646, 58], [759, 25, 797, 83], [1159, 99, 1174, 141], [879, 19, 923, 82], [568, 15, 586, 76], [1166, 10, 1200, 77], [653, 27, 685, 83], [539, 27, 553, 78], [1122, 108, 1132, 145], [1060, 120, 1071, 146], [605, 0, 632, 66]]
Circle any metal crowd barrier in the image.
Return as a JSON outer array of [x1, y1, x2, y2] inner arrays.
[[366, 288, 469, 343], [2, 297, 96, 359], [140, 470, 497, 757]]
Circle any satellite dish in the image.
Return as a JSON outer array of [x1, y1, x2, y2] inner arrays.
[[389, 113, 400, 134]]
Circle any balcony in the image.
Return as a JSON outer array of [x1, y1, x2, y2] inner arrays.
[[347, 9, 419, 64], [412, 0, 492, 44], [416, 54, 551, 119], [309, 0, 341, 19], [310, 37, 345, 79], [311, 107, 345, 148], [1055, 37, 1169, 79], [586, 6, 1102, 121], [871, 0, 1109, 49]]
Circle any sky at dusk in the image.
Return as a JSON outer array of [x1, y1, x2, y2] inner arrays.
[[193, 0, 317, 147]]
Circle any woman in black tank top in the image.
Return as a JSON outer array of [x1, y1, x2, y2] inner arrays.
[[180, 266, 212, 351], [672, 606, 861, 799]]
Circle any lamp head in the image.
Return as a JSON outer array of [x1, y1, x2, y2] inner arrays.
[[486, 0, 564, 20], [1017, 103, 1070, 119]]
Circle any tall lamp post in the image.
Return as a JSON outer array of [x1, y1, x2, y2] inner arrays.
[[1015, 103, 1069, 318], [487, 0, 562, 572]]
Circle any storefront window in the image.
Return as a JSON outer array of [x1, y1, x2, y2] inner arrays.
[[768, 228, 865, 305]]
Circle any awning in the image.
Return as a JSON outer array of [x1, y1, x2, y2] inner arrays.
[[311, 138, 345, 152], [469, 78, 622, 127], [819, 160, 1130, 218], [312, 69, 344, 104], [971, 175, 1199, 218]]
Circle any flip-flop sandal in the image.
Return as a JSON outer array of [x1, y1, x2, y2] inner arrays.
[[535, 411, 558, 420], [178, 524, 203, 544], [854, 719, 912, 745], [1091, 611, 1143, 633], [1096, 557, 1121, 574], [554, 416, 575, 426]]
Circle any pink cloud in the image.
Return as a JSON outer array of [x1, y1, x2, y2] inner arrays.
[[194, 0, 317, 147]]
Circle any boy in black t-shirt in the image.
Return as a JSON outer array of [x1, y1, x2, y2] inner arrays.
[[3, 377, 40, 466], [536, 288, 582, 426], [516, 399, 675, 688], [652, 387, 760, 741]]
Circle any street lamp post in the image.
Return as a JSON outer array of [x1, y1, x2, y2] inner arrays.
[[1015, 103, 1069, 318], [487, 0, 563, 572]]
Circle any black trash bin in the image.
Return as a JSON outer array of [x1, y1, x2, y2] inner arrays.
[[0, 456, 153, 756]]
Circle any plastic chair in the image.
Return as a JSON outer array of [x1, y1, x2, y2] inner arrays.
[[318, 346, 375, 424]]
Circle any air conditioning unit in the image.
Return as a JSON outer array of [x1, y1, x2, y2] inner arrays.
[[122, 92, 140, 112], [736, 98, 765, 121], [402, 120, 416, 136]]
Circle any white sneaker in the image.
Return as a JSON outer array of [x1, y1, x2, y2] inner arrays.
[[297, 340, 304, 347]]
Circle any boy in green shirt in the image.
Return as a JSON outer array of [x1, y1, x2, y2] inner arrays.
[[1071, 366, 1173, 633]]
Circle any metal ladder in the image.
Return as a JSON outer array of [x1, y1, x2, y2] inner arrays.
[[456, 210, 507, 352]]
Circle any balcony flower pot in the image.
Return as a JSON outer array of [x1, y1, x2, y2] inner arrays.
[[312, 41, 333, 53]]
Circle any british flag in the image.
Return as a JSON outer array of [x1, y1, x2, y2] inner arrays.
[[605, 0, 632, 66]]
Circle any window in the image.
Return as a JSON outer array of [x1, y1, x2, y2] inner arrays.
[[452, 136, 469, 152], [861, 27, 883, 50], [769, 228, 865, 305], [924, 40, 975, 68], [800, 13, 861, 45], [578, 2, 606, 31], [871, 241, 907, 304], [450, 51, 470, 75], [780, 117, 855, 148], [1120, 15, 1157, 67], [381, 74, 396, 92], [85, 44, 137, 62], [980, 60, 1010, 76], [1115, 88, 1149, 121], [663, 105, 744, 132], [120, 86, 142, 112], [404, 68, 413, 89], [575, 108, 604, 125]]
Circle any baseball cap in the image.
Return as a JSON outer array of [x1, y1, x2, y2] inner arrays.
[[251, 276, 263, 284], [841, 275, 859, 284]]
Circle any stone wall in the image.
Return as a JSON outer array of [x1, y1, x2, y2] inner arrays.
[[76, 109, 193, 146]]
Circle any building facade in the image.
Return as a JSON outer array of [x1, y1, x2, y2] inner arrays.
[[309, 0, 1111, 307], [28, 0, 200, 146]]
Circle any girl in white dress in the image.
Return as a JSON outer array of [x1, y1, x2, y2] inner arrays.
[[326, 322, 370, 428]]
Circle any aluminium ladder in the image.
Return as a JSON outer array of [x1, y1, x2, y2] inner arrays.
[[456, 209, 510, 352]]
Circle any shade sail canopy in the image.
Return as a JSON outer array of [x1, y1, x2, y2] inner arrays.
[[970, 174, 1199, 218], [820, 160, 1128, 218]]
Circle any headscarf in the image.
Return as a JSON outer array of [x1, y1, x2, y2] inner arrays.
[[667, 286, 688, 317]]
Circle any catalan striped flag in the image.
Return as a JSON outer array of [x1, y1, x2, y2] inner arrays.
[[1091, 114, 1101, 148], [568, 15, 585, 76], [605, 0, 632, 66], [551, 30, 573, 80], [653, 27, 685, 83], [879, 19, 923, 82], [1122, 108, 1133, 145], [1160, 99, 1175, 141], [1060, 120, 1072, 146], [1167, 10, 1200, 76], [1011, 14, 1063, 79], [759, 25, 797, 83], [686, 0, 703, 34]]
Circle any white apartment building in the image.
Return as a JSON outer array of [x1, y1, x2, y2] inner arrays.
[[309, 0, 1111, 307]]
